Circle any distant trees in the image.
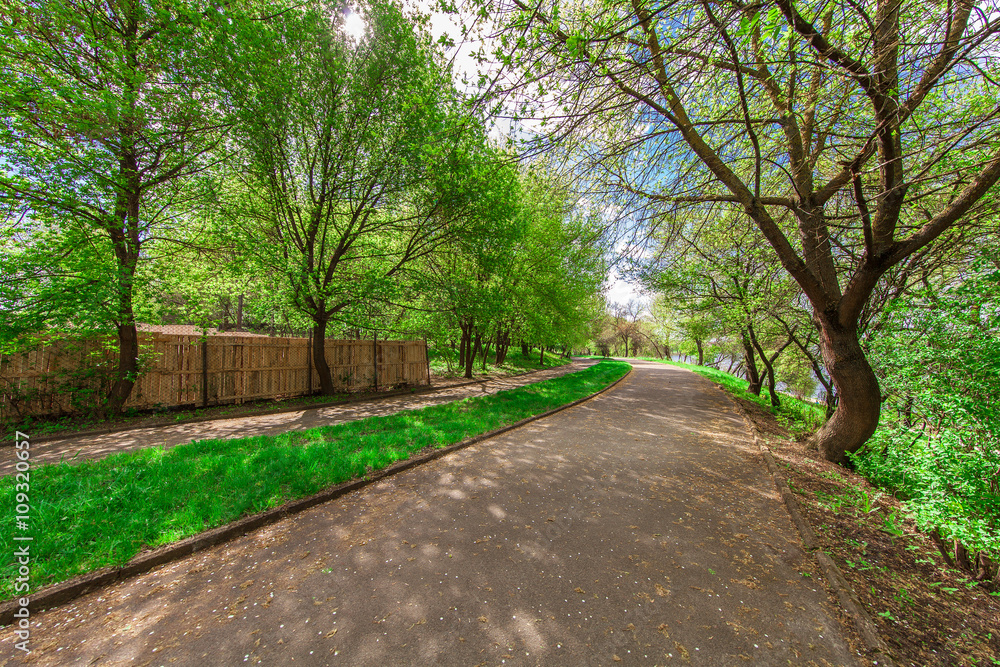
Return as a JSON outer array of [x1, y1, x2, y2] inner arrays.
[[642, 210, 807, 406], [413, 168, 606, 377]]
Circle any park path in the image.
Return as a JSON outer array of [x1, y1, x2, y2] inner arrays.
[[0, 359, 597, 476], [0, 360, 860, 666]]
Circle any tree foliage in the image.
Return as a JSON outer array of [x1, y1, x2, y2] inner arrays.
[[488, 0, 1000, 461], [0, 0, 231, 411]]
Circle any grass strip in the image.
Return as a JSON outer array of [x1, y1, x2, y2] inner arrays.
[[0, 359, 629, 600], [636, 357, 826, 436]]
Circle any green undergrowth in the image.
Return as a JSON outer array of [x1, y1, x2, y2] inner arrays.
[[850, 426, 1000, 564], [428, 348, 570, 378], [0, 359, 629, 601], [640, 357, 826, 436]]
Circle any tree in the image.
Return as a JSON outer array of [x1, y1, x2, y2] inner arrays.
[[0, 0, 229, 413], [413, 164, 605, 376], [609, 301, 643, 357], [643, 209, 800, 400], [217, 0, 487, 394], [493, 0, 1000, 461]]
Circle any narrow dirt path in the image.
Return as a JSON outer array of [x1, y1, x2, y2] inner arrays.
[[0, 359, 597, 476], [1, 360, 860, 666]]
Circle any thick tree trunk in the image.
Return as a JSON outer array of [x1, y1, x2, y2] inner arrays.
[[521, 341, 530, 357], [312, 317, 335, 395], [695, 338, 704, 366], [807, 320, 882, 463], [539, 347, 544, 364], [464, 331, 480, 379], [106, 321, 140, 414]]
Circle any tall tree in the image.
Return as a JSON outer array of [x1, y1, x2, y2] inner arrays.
[[0, 0, 228, 412], [218, 0, 490, 394], [494, 0, 1000, 461]]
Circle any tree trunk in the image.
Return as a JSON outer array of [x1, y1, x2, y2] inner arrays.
[[539, 347, 544, 364], [695, 338, 704, 366], [742, 332, 763, 395], [725, 356, 736, 374], [748, 327, 783, 408], [807, 320, 882, 463], [312, 316, 335, 395], [764, 365, 779, 407], [459, 321, 474, 370], [106, 321, 140, 414], [464, 331, 480, 379], [495, 328, 510, 366], [521, 341, 530, 357], [105, 45, 143, 416], [780, 317, 836, 419], [481, 338, 492, 371]]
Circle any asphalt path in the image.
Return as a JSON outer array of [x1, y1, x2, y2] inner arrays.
[[0, 360, 859, 666]]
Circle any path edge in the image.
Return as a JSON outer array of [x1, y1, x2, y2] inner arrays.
[[0, 363, 631, 626], [716, 386, 896, 667], [9, 362, 583, 447]]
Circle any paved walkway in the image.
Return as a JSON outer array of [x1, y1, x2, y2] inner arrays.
[[1, 360, 859, 665], [0, 360, 597, 476]]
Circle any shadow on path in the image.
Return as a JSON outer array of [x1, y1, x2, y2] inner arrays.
[[1, 360, 859, 666]]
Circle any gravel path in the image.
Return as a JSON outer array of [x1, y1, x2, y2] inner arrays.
[[0, 360, 860, 665], [0, 360, 597, 476]]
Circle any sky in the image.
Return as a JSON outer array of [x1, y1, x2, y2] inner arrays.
[[605, 268, 646, 306]]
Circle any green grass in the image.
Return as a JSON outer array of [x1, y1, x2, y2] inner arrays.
[[0, 359, 629, 600], [428, 348, 570, 378], [638, 357, 826, 436]]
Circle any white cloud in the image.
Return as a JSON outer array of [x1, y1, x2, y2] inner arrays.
[[605, 267, 646, 306]]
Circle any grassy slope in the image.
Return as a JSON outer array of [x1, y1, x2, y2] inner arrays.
[[0, 359, 629, 600]]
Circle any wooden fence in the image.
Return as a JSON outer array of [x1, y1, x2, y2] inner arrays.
[[0, 333, 429, 422]]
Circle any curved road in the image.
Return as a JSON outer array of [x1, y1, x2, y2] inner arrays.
[[2, 360, 860, 666]]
